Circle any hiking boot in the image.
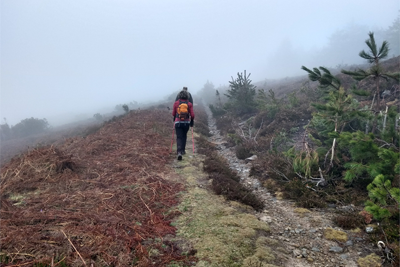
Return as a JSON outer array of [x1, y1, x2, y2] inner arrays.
[[177, 153, 182, 161]]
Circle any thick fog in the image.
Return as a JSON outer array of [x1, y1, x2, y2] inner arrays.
[[1, 0, 399, 127]]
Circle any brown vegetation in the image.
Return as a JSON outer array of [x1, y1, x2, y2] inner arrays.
[[0, 109, 195, 266]]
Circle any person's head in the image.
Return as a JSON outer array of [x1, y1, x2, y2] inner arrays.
[[183, 86, 188, 91], [177, 90, 189, 100]]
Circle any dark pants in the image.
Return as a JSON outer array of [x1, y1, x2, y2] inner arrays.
[[175, 123, 190, 154]]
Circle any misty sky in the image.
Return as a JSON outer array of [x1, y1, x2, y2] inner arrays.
[[1, 0, 399, 126]]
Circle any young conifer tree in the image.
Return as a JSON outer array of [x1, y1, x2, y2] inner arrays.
[[341, 32, 400, 111], [365, 174, 400, 220], [225, 70, 257, 115]]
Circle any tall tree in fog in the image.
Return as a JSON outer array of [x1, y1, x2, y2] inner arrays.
[[341, 32, 399, 111], [198, 80, 216, 104], [320, 23, 370, 68], [384, 12, 400, 58]]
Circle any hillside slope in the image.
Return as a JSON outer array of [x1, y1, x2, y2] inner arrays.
[[0, 109, 196, 266]]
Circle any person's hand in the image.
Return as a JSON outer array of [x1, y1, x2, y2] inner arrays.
[[190, 119, 194, 127]]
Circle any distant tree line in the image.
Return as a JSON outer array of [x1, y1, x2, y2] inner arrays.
[[0, 117, 49, 141], [115, 101, 139, 113]]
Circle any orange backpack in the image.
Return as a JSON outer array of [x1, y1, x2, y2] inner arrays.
[[177, 100, 189, 120]]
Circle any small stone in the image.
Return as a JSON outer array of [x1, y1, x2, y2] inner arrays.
[[339, 254, 349, 260], [253, 180, 261, 189], [365, 226, 374, 233], [293, 249, 302, 257], [311, 247, 320, 252], [259, 215, 272, 223], [309, 228, 317, 233], [245, 155, 257, 162], [295, 228, 303, 234], [329, 246, 343, 253], [306, 257, 314, 262], [345, 240, 353, 246]]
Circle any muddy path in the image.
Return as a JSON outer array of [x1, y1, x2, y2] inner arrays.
[[203, 106, 390, 267]]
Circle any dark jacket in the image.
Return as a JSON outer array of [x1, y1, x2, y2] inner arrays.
[[175, 92, 193, 104], [172, 99, 195, 123]]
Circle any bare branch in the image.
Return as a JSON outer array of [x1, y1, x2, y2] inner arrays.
[[375, 138, 399, 151], [253, 119, 264, 144], [270, 168, 290, 181], [62, 230, 87, 266]]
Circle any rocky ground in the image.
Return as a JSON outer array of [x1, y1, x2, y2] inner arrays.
[[205, 108, 392, 267]]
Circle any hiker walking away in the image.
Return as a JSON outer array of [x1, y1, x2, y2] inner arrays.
[[172, 90, 195, 160], [175, 86, 193, 104]]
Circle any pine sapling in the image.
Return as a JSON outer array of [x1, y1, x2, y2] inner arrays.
[[365, 174, 400, 221]]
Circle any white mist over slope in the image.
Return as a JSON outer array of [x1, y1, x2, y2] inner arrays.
[[1, 0, 399, 126]]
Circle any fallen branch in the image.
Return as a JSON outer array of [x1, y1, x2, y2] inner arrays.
[[375, 138, 399, 151], [0, 252, 35, 258], [53, 256, 66, 267], [253, 119, 264, 144], [7, 261, 35, 267], [309, 168, 326, 187], [139, 188, 154, 224], [61, 230, 87, 266], [306, 185, 316, 191], [270, 168, 290, 181]]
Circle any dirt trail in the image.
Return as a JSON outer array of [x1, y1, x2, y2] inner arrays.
[[204, 107, 388, 267]]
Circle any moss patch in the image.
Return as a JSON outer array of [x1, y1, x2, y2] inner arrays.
[[357, 253, 382, 267], [324, 228, 348, 242], [172, 152, 277, 267], [275, 191, 284, 200], [175, 185, 269, 266], [294, 208, 311, 214]]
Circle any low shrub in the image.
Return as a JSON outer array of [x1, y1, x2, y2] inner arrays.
[[214, 115, 233, 136], [203, 152, 240, 182], [282, 179, 326, 208], [209, 104, 226, 116], [210, 173, 264, 211], [195, 121, 211, 137], [235, 144, 252, 159], [333, 214, 365, 229]]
